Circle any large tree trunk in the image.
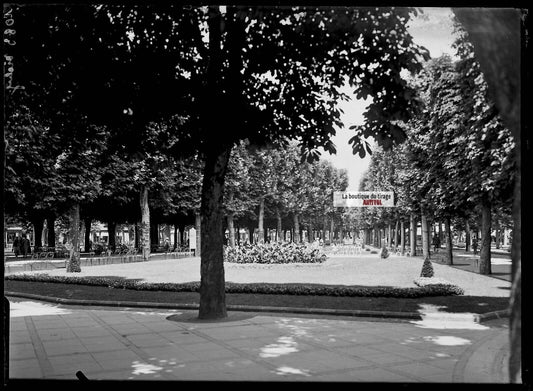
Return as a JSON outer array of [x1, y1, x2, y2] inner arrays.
[[46, 215, 56, 248], [421, 209, 430, 259], [179, 223, 186, 248], [227, 212, 235, 248], [66, 203, 81, 273], [510, 153, 521, 383], [257, 197, 265, 244], [84, 217, 92, 252], [247, 224, 254, 244], [276, 210, 282, 242], [394, 219, 399, 248], [195, 212, 201, 256], [427, 219, 432, 256], [444, 216, 453, 265], [293, 212, 300, 243], [107, 220, 116, 252], [452, 9, 521, 382], [410, 213, 416, 256], [400, 220, 405, 255], [465, 219, 471, 252], [31, 217, 44, 250], [198, 145, 232, 320], [479, 197, 492, 275], [139, 185, 150, 261]]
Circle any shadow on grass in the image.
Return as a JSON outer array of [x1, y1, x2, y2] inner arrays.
[[4, 279, 509, 315], [166, 312, 256, 323]]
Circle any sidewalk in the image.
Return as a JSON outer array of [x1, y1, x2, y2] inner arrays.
[[5, 297, 511, 383], [429, 248, 512, 282]]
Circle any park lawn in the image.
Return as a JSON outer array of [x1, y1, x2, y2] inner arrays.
[[4, 279, 510, 315]]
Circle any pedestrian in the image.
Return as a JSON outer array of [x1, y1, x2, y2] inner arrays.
[[472, 238, 478, 256], [12, 235, 21, 258], [21, 234, 31, 258]]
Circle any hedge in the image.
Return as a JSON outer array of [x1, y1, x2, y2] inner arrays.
[[224, 242, 327, 264], [5, 273, 464, 297]]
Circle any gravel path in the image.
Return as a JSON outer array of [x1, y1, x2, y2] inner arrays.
[[15, 254, 511, 297]]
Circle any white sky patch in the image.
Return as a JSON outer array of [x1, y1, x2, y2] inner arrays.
[[317, 8, 458, 190], [273, 366, 311, 377], [131, 361, 163, 375], [412, 304, 490, 330], [260, 336, 298, 358], [423, 336, 472, 346], [10, 301, 73, 318]]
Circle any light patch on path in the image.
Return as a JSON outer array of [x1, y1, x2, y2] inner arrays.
[[423, 336, 472, 346], [260, 336, 298, 358], [403, 335, 471, 347], [131, 361, 163, 375], [412, 304, 489, 330], [10, 300, 73, 318], [259, 318, 327, 359], [125, 310, 183, 317], [273, 366, 311, 376]]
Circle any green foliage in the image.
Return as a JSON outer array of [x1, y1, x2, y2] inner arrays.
[[10, 5, 429, 159], [420, 256, 434, 278], [224, 242, 327, 264], [5, 273, 464, 297], [354, 36, 515, 232]]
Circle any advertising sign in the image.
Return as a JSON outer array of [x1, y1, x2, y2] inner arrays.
[[333, 191, 395, 207]]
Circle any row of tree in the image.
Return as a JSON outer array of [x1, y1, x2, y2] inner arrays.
[[6, 131, 355, 253], [349, 20, 515, 275]]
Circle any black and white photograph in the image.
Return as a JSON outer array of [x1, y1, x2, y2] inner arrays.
[[2, 3, 525, 386]]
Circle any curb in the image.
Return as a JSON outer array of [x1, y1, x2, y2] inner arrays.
[[475, 308, 511, 323], [5, 291, 509, 322]]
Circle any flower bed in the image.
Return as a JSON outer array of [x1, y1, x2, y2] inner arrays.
[[224, 242, 327, 264], [5, 273, 464, 297]]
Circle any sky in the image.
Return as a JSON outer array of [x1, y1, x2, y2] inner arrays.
[[321, 7, 458, 190]]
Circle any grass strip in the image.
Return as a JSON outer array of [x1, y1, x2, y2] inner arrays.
[[4, 279, 509, 315], [5, 273, 465, 297]]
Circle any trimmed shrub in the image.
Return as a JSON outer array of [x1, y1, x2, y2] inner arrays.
[[5, 273, 464, 297], [420, 256, 434, 278], [224, 242, 326, 264]]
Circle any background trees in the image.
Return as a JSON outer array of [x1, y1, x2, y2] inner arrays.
[[355, 25, 515, 275], [7, 4, 431, 320]]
